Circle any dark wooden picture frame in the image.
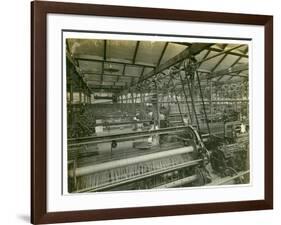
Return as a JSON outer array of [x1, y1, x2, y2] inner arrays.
[[31, 1, 273, 224]]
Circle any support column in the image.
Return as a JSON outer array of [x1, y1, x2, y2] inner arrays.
[[79, 89, 82, 104], [210, 80, 213, 123], [83, 91, 86, 104], [69, 77, 74, 124], [155, 83, 160, 128], [178, 72, 193, 125], [196, 71, 211, 135], [171, 78, 184, 124]]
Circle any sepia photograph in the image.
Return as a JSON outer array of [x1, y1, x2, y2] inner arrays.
[[66, 35, 250, 193], [30, 2, 273, 223]]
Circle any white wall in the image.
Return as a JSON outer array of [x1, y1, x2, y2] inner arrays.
[[0, 0, 279, 224]]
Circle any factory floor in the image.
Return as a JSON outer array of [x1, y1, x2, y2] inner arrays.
[[74, 122, 226, 168]]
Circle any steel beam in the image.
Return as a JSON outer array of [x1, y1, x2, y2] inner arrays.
[[137, 43, 213, 84], [84, 72, 137, 80], [132, 41, 140, 64], [75, 55, 156, 68], [197, 44, 245, 65], [117, 64, 127, 82], [173, 42, 248, 58], [208, 63, 248, 79], [217, 47, 248, 81], [210, 50, 228, 72], [157, 42, 169, 67], [198, 49, 211, 67], [208, 47, 248, 58], [93, 96, 113, 100]]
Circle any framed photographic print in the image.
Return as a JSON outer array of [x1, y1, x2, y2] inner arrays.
[[31, 1, 273, 224]]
